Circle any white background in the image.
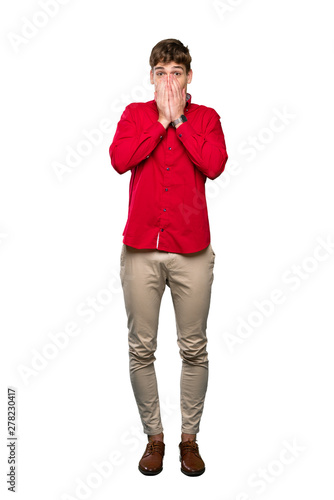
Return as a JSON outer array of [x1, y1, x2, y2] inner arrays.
[[1, 0, 334, 498]]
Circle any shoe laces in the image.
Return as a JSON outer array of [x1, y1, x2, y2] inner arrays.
[[147, 440, 163, 455], [181, 440, 199, 455]]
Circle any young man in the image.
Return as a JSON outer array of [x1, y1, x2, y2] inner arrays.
[[109, 39, 228, 476]]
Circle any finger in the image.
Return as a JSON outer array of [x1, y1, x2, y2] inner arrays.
[[171, 77, 185, 102], [156, 76, 164, 90], [170, 77, 181, 99], [156, 75, 165, 90], [170, 73, 177, 85], [161, 76, 168, 95], [156, 78, 166, 99], [171, 74, 181, 89], [167, 76, 173, 94], [168, 83, 174, 103], [162, 77, 168, 97], [160, 78, 169, 107], [171, 74, 181, 91]]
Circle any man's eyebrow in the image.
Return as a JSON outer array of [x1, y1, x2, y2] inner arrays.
[[154, 66, 184, 71]]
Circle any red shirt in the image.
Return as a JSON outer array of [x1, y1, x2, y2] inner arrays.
[[109, 93, 228, 253]]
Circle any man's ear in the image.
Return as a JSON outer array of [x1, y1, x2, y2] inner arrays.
[[150, 69, 154, 85], [187, 69, 193, 84]]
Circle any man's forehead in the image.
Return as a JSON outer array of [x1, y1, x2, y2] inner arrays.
[[154, 62, 186, 71]]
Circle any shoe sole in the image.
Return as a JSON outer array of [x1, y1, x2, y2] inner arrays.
[[180, 467, 205, 476], [138, 465, 163, 476]]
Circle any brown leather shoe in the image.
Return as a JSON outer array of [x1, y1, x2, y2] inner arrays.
[[179, 439, 205, 476], [138, 440, 165, 475]]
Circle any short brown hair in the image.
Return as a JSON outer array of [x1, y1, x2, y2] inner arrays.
[[149, 38, 192, 75]]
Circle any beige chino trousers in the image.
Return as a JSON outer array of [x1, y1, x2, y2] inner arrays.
[[119, 242, 215, 435]]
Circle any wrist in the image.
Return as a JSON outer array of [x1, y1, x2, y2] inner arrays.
[[158, 117, 170, 129], [171, 113, 187, 128], [171, 111, 184, 122]]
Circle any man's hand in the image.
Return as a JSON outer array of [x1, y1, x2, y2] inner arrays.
[[169, 74, 186, 122], [155, 76, 172, 128], [155, 75, 187, 128]]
